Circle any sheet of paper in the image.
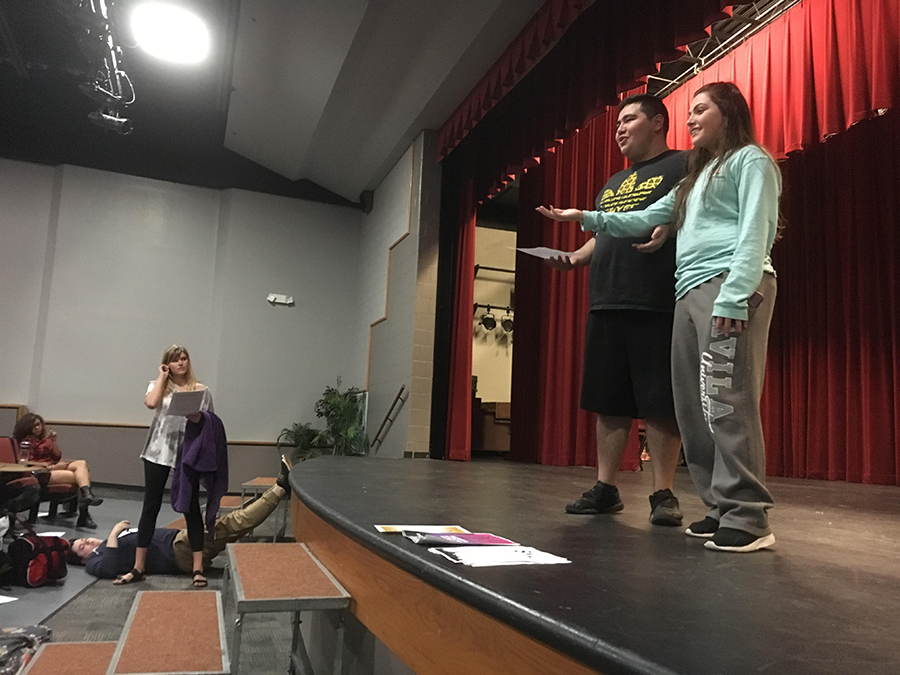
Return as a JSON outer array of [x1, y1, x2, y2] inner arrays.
[[0, 595, 17, 605], [428, 545, 571, 567], [404, 532, 517, 546], [36, 531, 66, 537], [375, 525, 470, 534], [516, 246, 569, 260], [166, 389, 205, 416]]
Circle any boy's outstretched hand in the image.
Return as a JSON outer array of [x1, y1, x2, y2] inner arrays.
[[536, 205, 584, 222]]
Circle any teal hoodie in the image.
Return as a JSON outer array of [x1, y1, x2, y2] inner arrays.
[[582, 145, 780, 320]]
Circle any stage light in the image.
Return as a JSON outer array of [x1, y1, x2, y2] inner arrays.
[[79, 82, 121, 106], [88, 110, 132, 135], [132, 3, 210, 64], [501, 309, 514, 333], [480, 308, 497, 331]]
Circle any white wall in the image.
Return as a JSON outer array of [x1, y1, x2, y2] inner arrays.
[[472, 225, 516, 403], [36, 165, 222, 423], [0, 158, 364, 444], [357, 146, 413, 333], [359, 132, 440, 458], [360, 146, 414, 458], [212, 190, 364, 440], [0, 160, 57, 404]]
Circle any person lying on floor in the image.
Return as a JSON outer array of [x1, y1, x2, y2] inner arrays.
[[69, 460, 290, 588]]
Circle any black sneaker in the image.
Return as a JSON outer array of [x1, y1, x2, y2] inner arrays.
[[685, 516, 719, 538], [565, 482, 624, 515], [704, 527, 775, 552], [648, 489, 683, 526], [275, 455, 292, 493]]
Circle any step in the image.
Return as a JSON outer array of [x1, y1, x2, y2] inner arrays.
[[225, 543, 350, 673], [23, 642, 116, 675], [227, 542, 350, 612], [108, 590, 229, 675]]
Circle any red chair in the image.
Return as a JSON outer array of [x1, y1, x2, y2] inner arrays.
[[0, 437, 77, 522]]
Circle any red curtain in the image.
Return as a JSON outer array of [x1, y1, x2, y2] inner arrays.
[[440, 2, 748, 463], [507, 0, 900, 483], [438, 0, 747, 199], [441, 0, 900, 477], [663, 0, 900, 157], [437, 0, 592, 162], [762, 107, 900, 484], [445, 180, 477, 461], [656, 0, 900, 483]]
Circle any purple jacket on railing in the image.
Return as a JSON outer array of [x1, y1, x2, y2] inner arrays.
[[171, 410, 229, 533]]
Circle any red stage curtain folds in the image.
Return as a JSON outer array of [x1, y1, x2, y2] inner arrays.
[[763, 107, 900, 484], [444, 1, 748, 461], [444, 0, 900, 482], [663, 0, 900, 157], [439, 0, 746, 201], [437, 0, 592, 163]]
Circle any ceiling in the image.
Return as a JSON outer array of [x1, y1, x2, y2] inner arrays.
[[0, 0, 545, 207]]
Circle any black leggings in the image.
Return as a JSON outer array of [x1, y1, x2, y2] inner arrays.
[[138, 459, 204, 552]]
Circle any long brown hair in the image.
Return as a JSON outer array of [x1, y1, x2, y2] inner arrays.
[[672, 81, 783, 239], [13, 413, 44, 443]]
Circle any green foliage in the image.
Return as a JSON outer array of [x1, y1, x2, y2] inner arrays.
[[276, 378, 370, 462], [313, 377, 369, 456], [276, 422, 325, 465]]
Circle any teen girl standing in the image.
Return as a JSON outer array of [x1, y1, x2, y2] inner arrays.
[[115, 345, 213, 584]]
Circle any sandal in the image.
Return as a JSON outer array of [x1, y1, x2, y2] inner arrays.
[[113, 568, 146, 585], [192, 570, 208, 588]]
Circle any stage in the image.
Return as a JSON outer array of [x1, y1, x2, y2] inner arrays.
[[289, 456, 900, 675]]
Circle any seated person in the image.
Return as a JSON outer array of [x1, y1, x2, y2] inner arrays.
[[13, 413, 103, 528], [70, 460, 290, 588]]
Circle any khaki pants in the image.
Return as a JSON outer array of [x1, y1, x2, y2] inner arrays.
[[173, 486, 283, 572]]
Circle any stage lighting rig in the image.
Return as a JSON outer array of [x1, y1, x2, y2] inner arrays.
[[56, 0, 135, 134]]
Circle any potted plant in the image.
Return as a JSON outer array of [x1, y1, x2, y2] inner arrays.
[[276, 422, 326, 466], [277, 378, 370, 463], [313, 378, 369, 456]]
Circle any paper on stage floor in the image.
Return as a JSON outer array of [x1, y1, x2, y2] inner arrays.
[[0, 595, 16, 605], [404, 532, 517, 546], [515, 246, 569, 260], [429, 545, 571, 567], [166, 389, 205, 416], [375, 524, 470, 534]]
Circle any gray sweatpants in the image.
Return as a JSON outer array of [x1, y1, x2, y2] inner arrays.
[[671, 272, 777, 536]]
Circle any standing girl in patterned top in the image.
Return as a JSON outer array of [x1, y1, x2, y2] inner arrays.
[[115, 345, 212, 585]]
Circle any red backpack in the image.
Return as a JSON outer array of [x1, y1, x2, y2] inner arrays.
[[6, 524, 70, 587]]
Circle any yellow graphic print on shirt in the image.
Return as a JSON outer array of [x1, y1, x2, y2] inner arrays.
[[600, 172, 665, 213]]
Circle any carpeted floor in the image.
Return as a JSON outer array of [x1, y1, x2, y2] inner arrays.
[[13, 484, 297, 675], [43, 557, 295, 674]]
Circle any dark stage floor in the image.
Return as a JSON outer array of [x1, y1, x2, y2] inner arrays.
[[292, 456, 900, 675]]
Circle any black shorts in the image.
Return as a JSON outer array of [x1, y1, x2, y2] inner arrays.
[[580, 310, 676, 419]]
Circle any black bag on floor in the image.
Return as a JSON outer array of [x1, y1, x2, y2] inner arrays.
[[6, 523, 70, 587]]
